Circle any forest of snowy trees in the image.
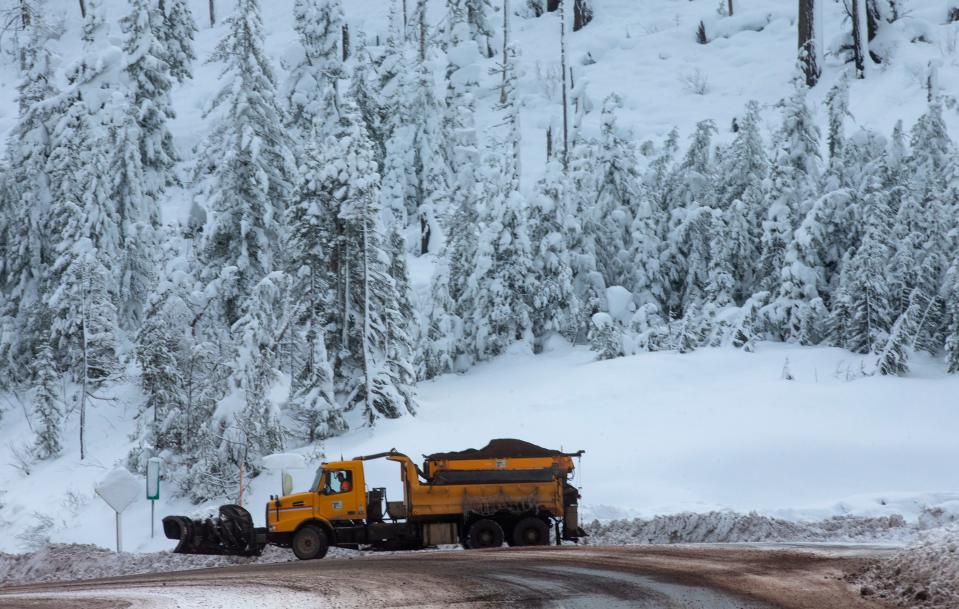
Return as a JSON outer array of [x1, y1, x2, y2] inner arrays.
[[0, 0, 957, 502]]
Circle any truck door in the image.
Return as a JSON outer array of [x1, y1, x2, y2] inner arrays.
[[317, 464, 365, 521]]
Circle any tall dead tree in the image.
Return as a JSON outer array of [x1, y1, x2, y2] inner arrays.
[[728, 0, 733, 16], [559, 0, 569, 168], [851, 0, 867, 78], [798, 0, 820, 87]]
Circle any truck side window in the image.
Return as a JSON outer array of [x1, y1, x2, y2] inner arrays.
[[325, 470, 353, 494]]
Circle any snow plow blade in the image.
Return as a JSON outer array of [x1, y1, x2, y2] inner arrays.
[[163, 504, 265, 556]]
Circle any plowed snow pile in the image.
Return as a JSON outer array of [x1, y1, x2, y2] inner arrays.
[[858, 525, 959, 609], [583, 511, 915, 545]]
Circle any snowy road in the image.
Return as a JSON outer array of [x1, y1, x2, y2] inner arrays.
[[0, 544, 894, 609]]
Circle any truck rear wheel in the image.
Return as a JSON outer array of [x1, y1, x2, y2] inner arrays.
[[466, 519, 504, 549], [512, 517, 549, 546], [292, 525, 329, 560]]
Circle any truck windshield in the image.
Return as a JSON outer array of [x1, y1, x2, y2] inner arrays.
[[310, 467, 323, 492]]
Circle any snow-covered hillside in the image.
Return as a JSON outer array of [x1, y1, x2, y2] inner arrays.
[[1, 341, 958, 554], [2, 0, 958, 173], [2, 0, 959, 558]]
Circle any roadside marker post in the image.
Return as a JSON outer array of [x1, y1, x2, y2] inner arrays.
[[146, 457, 161, 538], [95, 468, 141, 553]]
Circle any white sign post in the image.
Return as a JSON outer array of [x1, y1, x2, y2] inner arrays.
[[95, 468, 141, 553], [146, 458, 161, 538]]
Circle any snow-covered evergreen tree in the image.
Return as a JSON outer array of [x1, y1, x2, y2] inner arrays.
[[529, 159, 579, 345], [592, 94, 640, 289], [32, 338, 63, 459], [1, 22, 58, 379], [320, 95, 414, 421], [285, 0, 344, 143], [466, 151, 535, 359], [134, 281, 187, 460], [157, 0, 197, 83], [121, 0, 178, 202], [760, 76, 821, 295], [845, 176, 894, 354], [876, 293, 919, 376], [197, 0, 295, 324]]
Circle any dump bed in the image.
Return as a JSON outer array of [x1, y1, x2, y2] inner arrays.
[[423, 439, 580, 485]]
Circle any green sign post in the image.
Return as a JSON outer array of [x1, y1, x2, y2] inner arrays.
[[146, 457, 161, 538]]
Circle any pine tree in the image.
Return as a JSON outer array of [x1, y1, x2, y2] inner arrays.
[[287, 321, 344, 443], [423, 254, 463, 378], [529, 159, 579, 345], [285, 0, 344, 143], [197, 0, 295, 324], [134, 279, 188, 458], [121, 0, 178, 203], [44, 17, 126, 373], [1, 22, 58, 379], [157, 0, 197, 83], [351, 32, 387, 166], [323, 95, 413, 421], [760, 76, 821, 294], [845, 176, 894, 354], [876, 294, 918, 376], [228, 272, 287, 462], [32, 338, 63, 459], [823, 75, 850, 189], [717, 100, 767, 210], [466, 152, 535, 359], [592, 94, 640, 289], [589, 313, 621, 360], [443, 13, 482, 312]]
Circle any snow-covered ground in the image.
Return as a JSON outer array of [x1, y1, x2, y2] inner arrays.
[[2, 0, 959, 561], [1, 341, 958, 555]]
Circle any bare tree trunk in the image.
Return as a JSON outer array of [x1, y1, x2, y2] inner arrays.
[[560, 0, 569, 169], [80, 276, 88, 461], [501, 0, 510, 105], [573, 0, 592, 31], [208, 0, 215, 27], [547, 0, 559, 11], [79, 0, 86, 18], [851, 0, 867, 78], [20, 0, 31, 27], [728, 0, 733, 16], [342, 24, 350, 61], [798, 0, 820, 87], [361, 210, 373, 423], [546, 126, 553, 160]]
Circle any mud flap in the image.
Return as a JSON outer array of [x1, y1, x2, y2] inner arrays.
[[163, 504, 265, 556]]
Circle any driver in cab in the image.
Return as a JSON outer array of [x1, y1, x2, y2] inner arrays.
[[333, 472, 351, 493]]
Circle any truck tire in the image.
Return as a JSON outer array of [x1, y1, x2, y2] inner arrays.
[[292, 525, 329, 560], [466, 519, 504, 549], [512, 517, 549, 546]]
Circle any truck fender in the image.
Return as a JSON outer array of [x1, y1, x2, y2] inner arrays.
[[294, 518, 336, 544]]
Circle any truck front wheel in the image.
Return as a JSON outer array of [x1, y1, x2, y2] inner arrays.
[[466, 519, 504, 549], [292, 525, 329, 560], [512, 517, 549, 546]]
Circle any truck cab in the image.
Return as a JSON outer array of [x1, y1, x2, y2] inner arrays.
[[267, 460, 370, 534]]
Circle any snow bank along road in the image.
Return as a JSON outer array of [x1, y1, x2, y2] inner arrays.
[[0, 544, 897, 609]]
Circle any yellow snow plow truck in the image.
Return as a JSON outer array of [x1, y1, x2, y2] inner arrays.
[[163, 439, 586, 559]]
